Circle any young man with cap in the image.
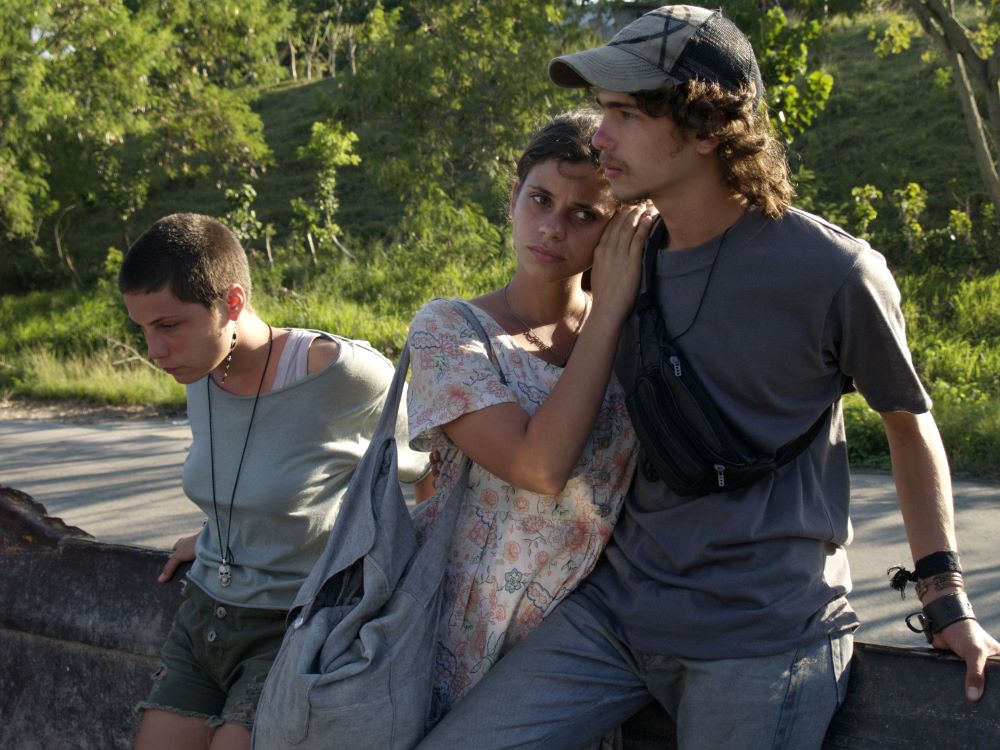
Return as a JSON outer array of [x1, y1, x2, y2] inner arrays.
[[414, 6, 999, 749]]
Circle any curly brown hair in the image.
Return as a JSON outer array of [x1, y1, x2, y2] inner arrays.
[[633, 81, 793, 219]]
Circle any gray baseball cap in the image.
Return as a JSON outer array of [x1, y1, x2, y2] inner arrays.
[[549, 5, 764, 99]]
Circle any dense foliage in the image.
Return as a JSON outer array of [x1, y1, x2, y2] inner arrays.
[[0, 2, 997, 475]]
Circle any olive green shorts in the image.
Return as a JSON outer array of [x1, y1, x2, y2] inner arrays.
[[138, 581, 288, 730]]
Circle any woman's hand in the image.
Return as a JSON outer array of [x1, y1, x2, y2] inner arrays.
[[590, 202, 657, 323], [158, 532, 199, 583], [440, 204, 655, 495]]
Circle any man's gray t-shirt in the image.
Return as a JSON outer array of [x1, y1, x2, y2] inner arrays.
[[578, 207, 931, 659]]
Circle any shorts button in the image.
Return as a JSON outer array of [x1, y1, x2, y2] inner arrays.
[[215, 606, 227, 619], [207, 630, 217, 643]]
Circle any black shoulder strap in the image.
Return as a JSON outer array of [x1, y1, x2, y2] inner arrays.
[[631, 219, 843, 468], [635, 219, 668, 373], [773, 405, 831, 467], [636, 217, 667, 318]]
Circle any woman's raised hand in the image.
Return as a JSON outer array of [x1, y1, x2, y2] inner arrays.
[[589, 203, 657, 322]]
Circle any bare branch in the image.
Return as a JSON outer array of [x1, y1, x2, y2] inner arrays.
[[907, 0, 990, 87], [103, 336, 161, 373]]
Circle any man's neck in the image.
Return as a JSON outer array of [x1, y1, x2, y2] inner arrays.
[[656, 192, 748, 251]]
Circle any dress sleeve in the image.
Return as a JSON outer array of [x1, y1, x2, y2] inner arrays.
[[406, 298, 517, 451]]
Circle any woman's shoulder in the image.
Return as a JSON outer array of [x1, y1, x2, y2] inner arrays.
[[411, 297, 466, 329], [282, 329, 397, 394], [410, 297, 506, 340], [300, 332, 341, 375], [409, 298, 471, 345]]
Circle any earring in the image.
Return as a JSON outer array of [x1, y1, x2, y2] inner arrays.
[[220, 327, 237, 384]]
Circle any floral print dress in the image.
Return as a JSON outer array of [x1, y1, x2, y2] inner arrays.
[[407, 298, 638, 719]]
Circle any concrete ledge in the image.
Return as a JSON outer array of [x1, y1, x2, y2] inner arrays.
[[0, 628, 157, 750], [1, 484, 997, 749], [0, 485, 186, 749], [0, 486, 185, 655]]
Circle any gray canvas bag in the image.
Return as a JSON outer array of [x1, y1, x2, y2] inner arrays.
[[253, 300, 502, 750]]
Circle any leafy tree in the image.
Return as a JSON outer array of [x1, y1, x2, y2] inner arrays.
[[140, 0, 292, 181], [224, 183, 265, 249], [892, 181, 929, 252], [292, 121, 361, 261], [284, 0, 381, 80], [0, 0, 294, 290], [333, 0, 596, 222], [851, 184, 884, 240], [0, 0, 161, 284], [870, 0, 1000, 218], [724, 1, 834, 143]]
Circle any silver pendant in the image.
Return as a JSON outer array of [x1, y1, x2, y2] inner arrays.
[[219, 560, 232, 587]]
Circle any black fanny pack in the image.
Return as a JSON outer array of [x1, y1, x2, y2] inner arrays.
[[625, 222, 846, 497]]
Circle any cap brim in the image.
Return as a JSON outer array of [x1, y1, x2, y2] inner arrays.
[[549, 46, 676, 92]]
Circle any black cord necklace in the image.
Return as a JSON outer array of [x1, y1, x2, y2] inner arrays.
[[669, 226, 731, 343], [207, 324, 273, 587]]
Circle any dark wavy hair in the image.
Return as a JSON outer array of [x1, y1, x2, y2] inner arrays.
[[633, 80, 793, 218], [514, 109, 604, 185], [119, 213, 252, 309]]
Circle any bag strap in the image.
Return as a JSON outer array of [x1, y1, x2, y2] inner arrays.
[[634, 219, 843, 468], [635, 218, 666, 322], [445, 298, 508, 386], [357, 343, 413, 470], [635, 220, 668, 374], [398, 298, 509, 601], [364, 297, 507, 450]]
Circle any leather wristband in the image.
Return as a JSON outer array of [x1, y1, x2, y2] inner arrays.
[[915, 571, 964, 600], [905, 591, 976, 644]]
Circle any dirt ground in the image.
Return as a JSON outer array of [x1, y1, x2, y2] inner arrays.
[[0, 396, 183, 423]]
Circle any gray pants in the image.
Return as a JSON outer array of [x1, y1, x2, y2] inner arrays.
[[416, 597, 852, 750]]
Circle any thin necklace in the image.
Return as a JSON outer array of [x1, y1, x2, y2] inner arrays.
[[220, 327, 237, 384], [502, 283, 590, 365], [207, 324, 273, 587], [670, 226, 731, 343]]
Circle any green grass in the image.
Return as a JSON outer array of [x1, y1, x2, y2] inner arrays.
[[795, 13, 982, 222], [58, 77, 346, 278], [4, 348, 184, 409], [2, 12, 999, 477]]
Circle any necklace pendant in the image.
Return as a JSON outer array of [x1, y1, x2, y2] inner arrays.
[[219, 560, 232, 587]]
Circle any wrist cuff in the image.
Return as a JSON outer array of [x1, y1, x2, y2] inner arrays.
[[905, 591, 976, 644]]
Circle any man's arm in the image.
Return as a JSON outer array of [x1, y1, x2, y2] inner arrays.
[[882, 410, 1000, 702]]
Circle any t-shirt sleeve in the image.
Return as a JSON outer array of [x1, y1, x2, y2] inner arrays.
[[406, 299, 517, 451], [338, 339, 430, 484], [827, 247, 932, 414]]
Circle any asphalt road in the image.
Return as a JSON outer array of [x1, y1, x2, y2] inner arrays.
[[1, 414, 997, 648]]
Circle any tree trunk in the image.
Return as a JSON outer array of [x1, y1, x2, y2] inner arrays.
[[953, 55, 1000, 213], [288, 35, 298, 80], [326, 22, 337, 77], [905, 0, 1000, 217], [306, 22, 324, 80], [306, 231, 318, 266], [53, 204, 81, 287]]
